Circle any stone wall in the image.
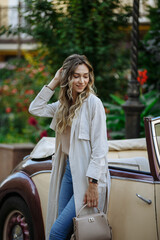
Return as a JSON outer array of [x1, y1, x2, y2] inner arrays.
[[0, 143, 34, 183]]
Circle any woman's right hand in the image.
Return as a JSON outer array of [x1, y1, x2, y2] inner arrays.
[[54, 67, 63, 82], [47, 67, 63, 90]]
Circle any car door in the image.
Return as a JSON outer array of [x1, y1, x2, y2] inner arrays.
[[145, 116, 160, 239], [108, 169, 157, 240], [107, 117, 160, 240]]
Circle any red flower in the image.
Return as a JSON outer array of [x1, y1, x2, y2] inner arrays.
[[104, 107, 110, 114], [6, 107, 12, 113], [22, 106, 28, 112], [11, 88, 18, 94], [16, 67, 25, 72], [25, 89, 34, 95], [40, 130, 48, 138], [39, 66, 45, 72], [28, 117, 38, 126], [137, 69, 148, 85], [24, 98, 29, 103]]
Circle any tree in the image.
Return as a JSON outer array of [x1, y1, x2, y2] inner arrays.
[[139, 0, 160, 89], [23, 0, 131, 100], [0, 0, 131, 101]]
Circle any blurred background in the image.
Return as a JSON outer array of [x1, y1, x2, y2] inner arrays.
[[0, 0, 160, 143]]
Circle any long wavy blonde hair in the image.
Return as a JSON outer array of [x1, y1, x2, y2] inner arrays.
[[56, 54, 95, 134]]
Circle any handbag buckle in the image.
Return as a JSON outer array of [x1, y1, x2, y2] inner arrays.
[[88, 217, 95, 223]]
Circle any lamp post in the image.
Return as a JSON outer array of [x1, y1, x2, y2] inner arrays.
[[17, 0, 21, 59], [122, 0, 144, 139]]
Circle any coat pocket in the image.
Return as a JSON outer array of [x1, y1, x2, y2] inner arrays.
[[78, 109, 91, 141]]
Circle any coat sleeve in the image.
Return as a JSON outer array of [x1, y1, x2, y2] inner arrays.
[[29, 86, 59, 118], [86, 97, 108, 181]]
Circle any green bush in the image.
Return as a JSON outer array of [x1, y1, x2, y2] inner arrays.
[[0, 0, 131, 101], [104, 85, 160, 139], [139, 1, 160, 88], [0, 56, 57, 143]]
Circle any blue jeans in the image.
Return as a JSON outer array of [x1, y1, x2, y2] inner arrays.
[[49, 158, 76, 240]]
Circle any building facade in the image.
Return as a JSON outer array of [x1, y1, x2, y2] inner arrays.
[[0, 0, 36, 61]]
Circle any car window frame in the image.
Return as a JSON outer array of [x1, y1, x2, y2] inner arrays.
[[144, 116, 160, 181]]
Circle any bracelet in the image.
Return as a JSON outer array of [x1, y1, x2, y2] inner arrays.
[[46, 85, 53, 91], [89, 178, 98, 184]]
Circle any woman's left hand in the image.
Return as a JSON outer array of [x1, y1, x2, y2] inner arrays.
[[83, 183, 99, 208]]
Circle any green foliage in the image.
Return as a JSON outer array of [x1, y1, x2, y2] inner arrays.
[[139, 1, 160, 88], [104, 94, 125, 139], [140, 89, 160, 136], [104, 87, 160, 139], [0, 56, 57, 143], [3, 0, 131, 101]]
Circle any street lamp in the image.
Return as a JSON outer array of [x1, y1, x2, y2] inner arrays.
[[17, 0, 21, 59], [122, 0, 144, 139]]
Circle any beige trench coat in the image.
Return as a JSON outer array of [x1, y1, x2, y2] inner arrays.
[[29, 86, 110, 240]]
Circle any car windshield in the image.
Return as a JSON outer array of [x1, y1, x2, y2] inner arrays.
[[155, 124, 160, 150], [155, 123, 160, 162]]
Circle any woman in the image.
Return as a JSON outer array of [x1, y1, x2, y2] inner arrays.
[[29, 54, 110, 240]]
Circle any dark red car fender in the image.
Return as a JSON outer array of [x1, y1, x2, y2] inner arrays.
[[0, 171, 45, 240]]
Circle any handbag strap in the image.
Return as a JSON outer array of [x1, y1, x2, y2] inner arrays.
[[77, 204, 101, 218]]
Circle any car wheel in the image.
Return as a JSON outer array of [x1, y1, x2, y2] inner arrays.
[[0, 196, 34, 240]]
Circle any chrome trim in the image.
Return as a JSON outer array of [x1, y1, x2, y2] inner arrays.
[[152, 117, 160, 122], [154, 181, 160, 184], [111, 176, 154, 184], [109, 162, 140, 171], [23, 155, 30, 161], [136, 193, 152, 204], [151, 120, 160, 166], [30, 170, 52, 178]]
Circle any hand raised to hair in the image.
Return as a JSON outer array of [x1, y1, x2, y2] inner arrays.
[[54, 67, 63, 82], [48, 67, 63, 90]]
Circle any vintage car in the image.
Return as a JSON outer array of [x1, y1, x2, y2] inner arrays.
[[0, 116, 160, 240]]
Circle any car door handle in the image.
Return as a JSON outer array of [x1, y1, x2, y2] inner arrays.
[[136, 194, 152, 205]]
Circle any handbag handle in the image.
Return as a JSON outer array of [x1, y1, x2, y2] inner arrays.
[[77, 204, 101, 218]]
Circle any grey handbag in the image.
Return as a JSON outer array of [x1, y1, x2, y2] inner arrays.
[[70, 204, 112, 240]]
